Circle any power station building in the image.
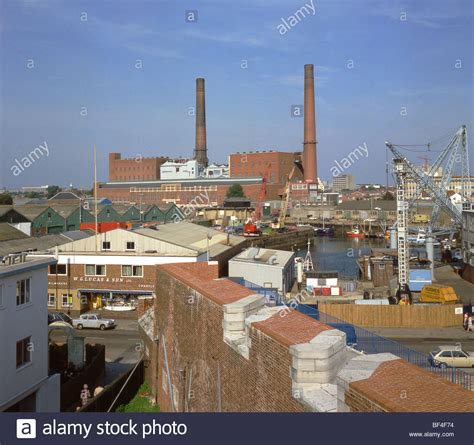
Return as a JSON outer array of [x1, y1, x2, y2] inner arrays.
[[98, 64, 320, 207]]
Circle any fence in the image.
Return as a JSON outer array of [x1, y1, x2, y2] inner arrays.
[[79, 360, 144, 412], [295, 303, 472, 391], [60, 344, 105, 411], [318, 303, 463, 328], [229, 277, 282, 306]]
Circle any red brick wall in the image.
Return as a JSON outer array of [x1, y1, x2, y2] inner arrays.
[[152, 267, 305, 412], [97, 183, 281, 205], [109, 153, 168, 182], [345, 387, 387, 412], [229, 152, 302, 185]]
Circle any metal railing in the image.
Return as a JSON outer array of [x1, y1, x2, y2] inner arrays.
[[294, 303, 472, 391], [229, 277, 282, 306]]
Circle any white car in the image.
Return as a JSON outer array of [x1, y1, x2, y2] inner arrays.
[[73, 313, 115, 330], [429, 345, 474, 368]]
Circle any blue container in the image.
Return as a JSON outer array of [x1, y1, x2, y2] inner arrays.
[[409, 269, 432, 292]]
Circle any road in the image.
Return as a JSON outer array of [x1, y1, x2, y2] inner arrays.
[[391, 337, 474, 376], [50, 319, 141, 383]]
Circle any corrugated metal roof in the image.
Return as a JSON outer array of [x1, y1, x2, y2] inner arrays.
[[0, 234, 71, 256], [135, 222, 245, 255], [0, 223, 29, 242]]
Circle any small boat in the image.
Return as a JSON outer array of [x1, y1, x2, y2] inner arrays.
[[346, 226, 365, 238]]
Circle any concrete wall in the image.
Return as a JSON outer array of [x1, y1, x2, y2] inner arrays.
[[228, 258, 294, 293]]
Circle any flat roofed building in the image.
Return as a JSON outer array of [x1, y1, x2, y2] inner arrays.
[[229, 247, 295, 294]]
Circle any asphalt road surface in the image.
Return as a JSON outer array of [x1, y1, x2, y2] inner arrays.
[[50, 319, 140, 383], [394, 337, 474, 376]]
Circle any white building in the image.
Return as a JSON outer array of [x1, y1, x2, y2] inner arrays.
[[332, 174, 355, 192], [204, 164, 229, 178], [0, 254, 60, 412], [229, 247, 295, 294], [160, 159, 199, 180]]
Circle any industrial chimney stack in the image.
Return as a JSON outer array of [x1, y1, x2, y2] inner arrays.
[[303, 64, 317, 182], [194, 78, 209, 168]]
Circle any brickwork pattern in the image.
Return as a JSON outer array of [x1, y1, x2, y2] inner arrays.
[[153, 265, 306, 412], [348, 359, 474, 412]]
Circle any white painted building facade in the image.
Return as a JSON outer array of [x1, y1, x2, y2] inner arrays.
[[0, 254, 60, 412]]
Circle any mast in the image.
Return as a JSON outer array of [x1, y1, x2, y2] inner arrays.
[[94, 145, 99, 253]]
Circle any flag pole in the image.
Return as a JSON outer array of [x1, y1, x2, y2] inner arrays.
[[94, 144, 99, 253]]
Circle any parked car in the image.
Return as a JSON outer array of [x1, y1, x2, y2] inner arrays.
[[48, 311, 73, 325], [72, 313, 115, 330], [429, 345, 474, 368]]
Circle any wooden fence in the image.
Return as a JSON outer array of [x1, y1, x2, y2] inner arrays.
[[318, 303, 463, 328]]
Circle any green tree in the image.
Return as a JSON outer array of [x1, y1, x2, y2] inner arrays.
[[0, 193, 13, 205], [382, 191, 395, 200], [47, 185, 62, 199], [25, 191, 41, 199], [226, 184, 245, 198]]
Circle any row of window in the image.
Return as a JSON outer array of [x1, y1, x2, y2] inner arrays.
[[48, 293, 71, 307], [102, 241, 135, 251], [49, 264, 144, 277]]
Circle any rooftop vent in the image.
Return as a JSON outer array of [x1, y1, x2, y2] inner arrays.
[[1, 253, 28, 266]]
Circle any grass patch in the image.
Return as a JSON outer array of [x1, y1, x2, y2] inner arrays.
[[116, 383, 160, 412]]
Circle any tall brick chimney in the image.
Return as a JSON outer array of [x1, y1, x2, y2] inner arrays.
[[194, 78, 209, 168], [303, 64, 317, 183]]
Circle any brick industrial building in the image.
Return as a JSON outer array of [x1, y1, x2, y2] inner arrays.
[[108, 153, 168, 182], [97, 64, 321, 207], [28, 223, 245, 313], [138, 262, 474, 413]]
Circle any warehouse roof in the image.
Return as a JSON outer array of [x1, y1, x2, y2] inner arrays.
[[135, 222, 245, 257], [0, 234, 69, 256], [0, 223, 29, 242]]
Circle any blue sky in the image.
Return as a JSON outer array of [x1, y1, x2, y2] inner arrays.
[[0, 0, 472, 188]]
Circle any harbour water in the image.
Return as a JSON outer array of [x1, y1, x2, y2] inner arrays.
[[297, 236, 440, 279], [296, 236, 386, 279]]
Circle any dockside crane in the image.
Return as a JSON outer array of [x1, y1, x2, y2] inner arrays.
[[386, 126, 471, 228], [272, 159, 304, 229]]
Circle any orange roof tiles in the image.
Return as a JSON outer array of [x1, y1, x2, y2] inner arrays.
[[252, 309, 334, 347], [351, 359, 474, 412], [159, 263, 254, 305]]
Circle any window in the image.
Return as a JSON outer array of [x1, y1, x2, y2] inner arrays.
[[85, 265, 106, 276], [452, 351, 467, 358], [48, 293, 55, 307], [102, 241, 111, 251], [439, 351, 452, 358], [16, 279, 31, 306], [62, 294, 71, 307], [121, 265, 143, 277], [49, 264, 67, 275], [378, 264, 386, 270], [126, 241, 135, 251], [16, 337, 31, 368]]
